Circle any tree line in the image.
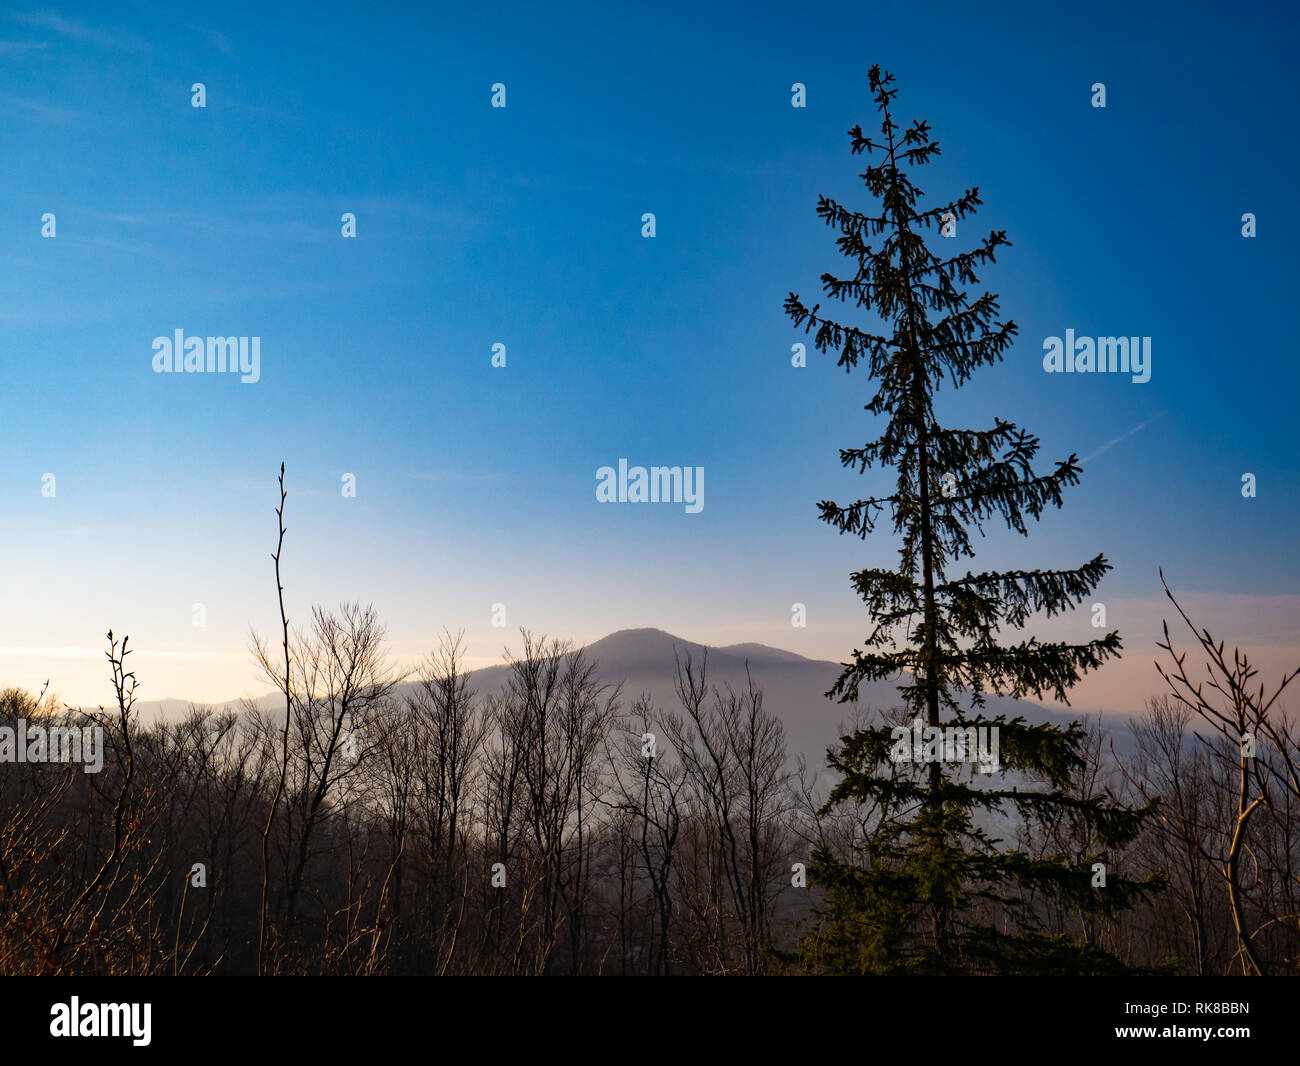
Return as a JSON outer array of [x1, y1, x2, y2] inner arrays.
[[0, 590, 1295, 974]]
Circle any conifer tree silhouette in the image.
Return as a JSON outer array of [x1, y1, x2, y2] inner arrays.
[[786, 66, 1163, 974]]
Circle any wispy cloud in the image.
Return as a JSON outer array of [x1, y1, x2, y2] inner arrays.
[[411, 470, 508, 483], [79, 209, 151, 225], [188, 23, 233, 56], [9, 11, 150, 51], [0, 92, 84, 123], [1080, 415, 1161, 465], [122, 1, 233, 55], [0, 38, 49, 52], [0, 646, 246, 661]]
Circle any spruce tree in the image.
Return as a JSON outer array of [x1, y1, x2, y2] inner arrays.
[[785, 66, 1163, 975]]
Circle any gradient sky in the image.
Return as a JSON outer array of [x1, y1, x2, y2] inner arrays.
[[1, 1, 1297, 712]]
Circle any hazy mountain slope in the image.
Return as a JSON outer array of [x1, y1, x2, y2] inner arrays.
[[123, 627, 1132, 762]]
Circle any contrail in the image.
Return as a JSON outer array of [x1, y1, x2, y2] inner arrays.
[[1079, 415, 1161, 465]]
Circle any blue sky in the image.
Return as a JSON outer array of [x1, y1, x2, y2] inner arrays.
[[1, 0, 1297, 709]]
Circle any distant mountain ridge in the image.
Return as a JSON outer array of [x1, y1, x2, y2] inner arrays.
[[123, 627, 1132, 761]]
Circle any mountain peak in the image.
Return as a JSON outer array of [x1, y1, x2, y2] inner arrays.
[[583, 628, 709, 666], [583, 629, 814, 669]]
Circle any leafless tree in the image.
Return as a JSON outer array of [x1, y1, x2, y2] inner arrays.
[[664, 651, 794, 974], [1156, 571, 1300, 975]]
